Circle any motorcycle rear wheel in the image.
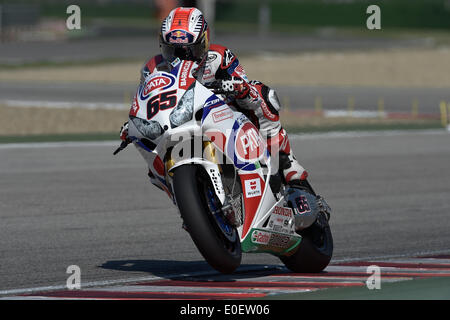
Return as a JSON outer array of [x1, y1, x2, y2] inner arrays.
[[280, 211, 333, 273], [173, 165, 242, 274]]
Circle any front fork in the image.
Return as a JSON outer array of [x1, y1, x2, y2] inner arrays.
[[165, 141, 244, 229], [165, 141, 226, 204]]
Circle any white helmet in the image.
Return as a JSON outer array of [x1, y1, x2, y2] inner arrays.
[[159, 7, 210, 64]]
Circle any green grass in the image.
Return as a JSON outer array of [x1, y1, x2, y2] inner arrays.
[[261, 276, 450, 300], [215, 0, 450, 30], [6, 0, 450, 30]]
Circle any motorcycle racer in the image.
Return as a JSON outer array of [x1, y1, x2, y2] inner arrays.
[[121, 7, 307, 185]]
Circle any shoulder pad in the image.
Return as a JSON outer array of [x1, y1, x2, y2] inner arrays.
[[209, 44, 237, 69]]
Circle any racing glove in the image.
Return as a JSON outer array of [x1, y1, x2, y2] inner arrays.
[[119, 121, 130, 142], [211, 77, 250, 99], [113, 121, 131, 155]]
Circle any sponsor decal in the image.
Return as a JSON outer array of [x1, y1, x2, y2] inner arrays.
[[244, 178, 262, 198], [167, 30, 193, 44], [227, 59, 239, 75], [268, 233, 290, 248], [223, 49, 235, 67], [143, 76, 171, 96], [170, 57, 181, 69], [206, 53, 218, 63], [201, 96, 226, 122], [239, 173, 265, 239], [235, 122, 265, 161], [294, 195, 312, 215], [234, 64, 248, 81], [269, 221, 287, 233], [260, 100, 278, 121], [267, 206, 295, 235], [249, 87, 259, 101], [212, 107, 233, 123], [251, 230, 270, 245], [140, 73, 175, 100], [129, 93, 139, 117], [236, 114, 248, 126], [205, 97, 222, 108], [204, 96, 224, 111], [272, 206, 293, 218], [179, 61, 194, 89]]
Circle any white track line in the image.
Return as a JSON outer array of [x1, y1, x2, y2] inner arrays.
[[0, 99, 128, 110], [0, 265, 278, 297], [0, 128, 446, 150], [289, 128, 447, 140], [331, 249, 450, 264]]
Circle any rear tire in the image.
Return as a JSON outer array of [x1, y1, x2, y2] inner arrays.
[[280, 212, 333, 273], [173, 165, 242, 274]]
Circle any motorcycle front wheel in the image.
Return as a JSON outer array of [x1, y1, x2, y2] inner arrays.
[[172, 165, 242, 274]]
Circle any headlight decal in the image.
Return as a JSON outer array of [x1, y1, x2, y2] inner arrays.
[[169, 83, 195, 128], [130, 116, 164, 140]]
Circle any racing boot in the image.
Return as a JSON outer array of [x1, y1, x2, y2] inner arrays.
[[266, 127, 308, 185], [280, 150, 308, 184]]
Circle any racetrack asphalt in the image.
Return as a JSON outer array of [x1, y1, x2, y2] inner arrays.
[[2, 80, 449, 114], [0, 130, 449, 293]]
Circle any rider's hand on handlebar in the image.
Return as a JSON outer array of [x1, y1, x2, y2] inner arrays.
[[208, 77, 250, 99], [113, 122, 131, 155], [119, 121, 130, 142]]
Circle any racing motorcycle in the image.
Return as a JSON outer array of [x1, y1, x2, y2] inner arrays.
[[114, 59, 333, 274]]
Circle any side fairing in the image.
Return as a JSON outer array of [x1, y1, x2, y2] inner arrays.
[[200, 90, 276, 241]]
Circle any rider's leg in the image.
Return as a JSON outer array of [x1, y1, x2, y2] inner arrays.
[[266, 127, 308, 184], [237, 81, 308, 184]]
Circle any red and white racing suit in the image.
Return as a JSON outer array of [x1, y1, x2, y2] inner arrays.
[[140, 44, 307, 183]]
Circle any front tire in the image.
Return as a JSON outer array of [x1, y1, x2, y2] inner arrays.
[[172, 165, 242, 274]]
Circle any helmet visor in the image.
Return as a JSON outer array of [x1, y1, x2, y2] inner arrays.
[[161, 35, 207, 63]]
